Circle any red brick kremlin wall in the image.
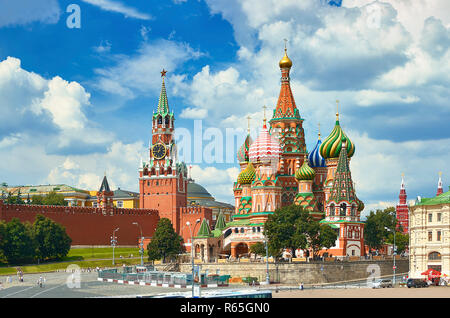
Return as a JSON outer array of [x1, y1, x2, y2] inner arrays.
[[179, 206, 213, 252], [0, 200, 160, 246], [0, 200, 212, 248]]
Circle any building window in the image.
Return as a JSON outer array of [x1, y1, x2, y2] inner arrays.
[[428, 213, 432, 222], [428, 231, 432, 241], [117, 201, 123, 208], [428, 252, 441, 260], [93, 202, 98, 208], [437, 231, 441, 241], [437, 213, 442, 222]]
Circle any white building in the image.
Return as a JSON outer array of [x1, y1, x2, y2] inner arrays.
[[409, 188, 450, 278]]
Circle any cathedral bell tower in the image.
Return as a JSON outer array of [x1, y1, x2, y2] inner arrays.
[[269, 43, 307, 206], [139, 70, 188, 233]]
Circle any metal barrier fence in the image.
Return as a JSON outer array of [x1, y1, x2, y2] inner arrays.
[[98, 266, 230, 286]]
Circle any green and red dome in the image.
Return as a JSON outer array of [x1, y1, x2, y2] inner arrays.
[[319, 119, 355, 159]]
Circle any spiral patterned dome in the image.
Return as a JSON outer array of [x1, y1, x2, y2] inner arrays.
[[295, 156, 316, 181], [237, 134, 253, 163], [308, 138, 326, 168], [249, 123, 281, 164], [319, 119, 355, 159], [237, 162, 256, 185]]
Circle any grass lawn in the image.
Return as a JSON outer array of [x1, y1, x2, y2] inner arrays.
[[0, 247, 146, 276], [65, 247, 142, 261]]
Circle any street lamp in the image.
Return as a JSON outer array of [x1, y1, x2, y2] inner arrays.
[[111, 227, 119, 266], [186, 219, 201, 298], [385, 225, 397, 285], [132, 222, 144, 266], [264, 232, 270, 285]]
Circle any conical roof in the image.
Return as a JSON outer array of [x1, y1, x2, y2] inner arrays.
[[214, 212, 227, 231], [327, 137, 358, 205], [153, 74, 174, 118], [196, 218, 212, 238], [99, 175, 111, 192]]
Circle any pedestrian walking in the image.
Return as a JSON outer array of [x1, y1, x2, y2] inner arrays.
[[300, 282, 304, 290]]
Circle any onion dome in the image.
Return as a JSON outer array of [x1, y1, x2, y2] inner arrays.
[[308, 137, 326, 168], [319, 116, 355, 159], [237, 134, 253, 163], [237, 162, 256, 185], [249, 123, 282, 164], [295, 156, 316, 181], [279, 48, 293, 69]]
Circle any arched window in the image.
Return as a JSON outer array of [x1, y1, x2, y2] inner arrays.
[[157, 116, 162, 125], [428, 252, 441, 260], [329, 204, 335, 216], [165, 116, 169, 126], [240, 228, 245, 234], [340, 203, 346, 216], [351, 204, 356, 217]]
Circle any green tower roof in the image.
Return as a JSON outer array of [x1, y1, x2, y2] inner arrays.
[[196, 218, 212, 238]]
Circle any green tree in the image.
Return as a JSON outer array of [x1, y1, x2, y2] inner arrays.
[[307, 223, 338, 259], [265, 204, 338, 260], [364, 207, 397, 252], [264, 205, 309, 259], [250, 242, 266, 259], [386, 232, 409, 255], [31, 195, 45, 205], [0, 218, 35, 264], [43, 191, 67, 206], [31, 214, 72, 262], [147, 218, 184, 263]]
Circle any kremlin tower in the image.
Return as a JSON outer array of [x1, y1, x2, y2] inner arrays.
[[396, 173, 409, 234]]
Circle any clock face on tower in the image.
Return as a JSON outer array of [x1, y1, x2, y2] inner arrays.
[[152, 143, 167, 159]]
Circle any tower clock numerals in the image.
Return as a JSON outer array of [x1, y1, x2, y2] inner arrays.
[[152, 143, 167, 159]]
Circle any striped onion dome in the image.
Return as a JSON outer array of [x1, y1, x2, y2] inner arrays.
[[237, 134, 253, 163], [319, 118, 355, 159], [249, 123, 282, 164], [295, 156, 316, 181], [308, 137, 326, 168], [237, 162, 256, 185]]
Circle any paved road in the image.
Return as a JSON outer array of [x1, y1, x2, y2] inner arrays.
[[0, 272, 199, 298]]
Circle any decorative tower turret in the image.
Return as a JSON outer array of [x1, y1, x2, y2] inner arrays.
[[437, 172, 443, 196], [308, 124, 327, 213], [269, 43, 306, 206], [139, 70, 188, 233], [320, 101, 355, 204], [396, 173, 409, 234], [97, 174, 114, 215], [320, 136, 365, 257]]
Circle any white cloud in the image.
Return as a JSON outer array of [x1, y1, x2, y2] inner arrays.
[[93, 39, 202, 99], [0, 0, 60, 27], [81, 0, 152, 20], [180, 107, 208, 119], [190, 165, 239, 203]]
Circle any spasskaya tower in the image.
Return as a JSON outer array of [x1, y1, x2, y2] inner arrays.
[[139, 70, 188, 233]]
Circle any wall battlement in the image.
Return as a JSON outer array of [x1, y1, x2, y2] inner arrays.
[[0, 200, 160, 246]]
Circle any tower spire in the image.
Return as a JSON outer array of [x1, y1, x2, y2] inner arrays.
[[247, 115, 251, 134], [437, 171, 443, 196], [336, 99, 340, 121], [157, 69, 169, 115]]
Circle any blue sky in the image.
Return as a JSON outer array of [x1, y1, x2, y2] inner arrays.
[[0, 0, 449, 217]]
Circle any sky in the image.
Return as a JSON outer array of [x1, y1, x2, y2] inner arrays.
[[0, 0, 449, 218]]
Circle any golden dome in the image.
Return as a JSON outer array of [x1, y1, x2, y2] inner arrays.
[[279, 48, 292, 69]]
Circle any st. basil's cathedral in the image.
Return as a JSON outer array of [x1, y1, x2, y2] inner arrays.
[[140, 46, 366, 261], [191, 47, 366, 260]]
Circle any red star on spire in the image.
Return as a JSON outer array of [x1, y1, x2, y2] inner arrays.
[[161, 69, 167, 77]]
